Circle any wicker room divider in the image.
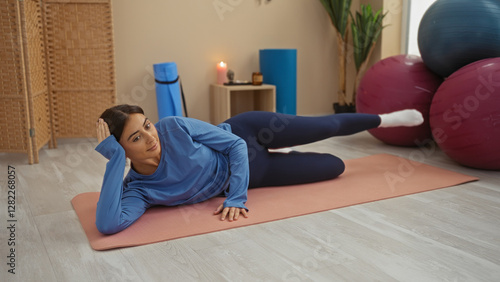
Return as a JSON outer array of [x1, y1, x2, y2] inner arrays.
[[0, 0, 115, 164], [43, 0, 116, 143], [0, 0, 52, 164]]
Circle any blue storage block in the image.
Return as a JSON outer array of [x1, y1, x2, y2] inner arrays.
[[259, 49, 297, 115], [154, 62, 183, 119]]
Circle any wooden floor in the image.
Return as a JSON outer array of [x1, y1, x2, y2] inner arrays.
[[1, 131, 499, 282]]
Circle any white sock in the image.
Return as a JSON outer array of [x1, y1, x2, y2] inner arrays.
[[378, 109, 424, 128]]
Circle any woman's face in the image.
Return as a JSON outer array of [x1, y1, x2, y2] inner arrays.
[[119, 113, 161, 163]]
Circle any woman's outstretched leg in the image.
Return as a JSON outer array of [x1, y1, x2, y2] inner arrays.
[[225, 110, 423, 149], [225, 111, 380, 149]]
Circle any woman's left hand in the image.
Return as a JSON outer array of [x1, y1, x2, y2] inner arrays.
[[214, 204, 248, 222], [96, 118, 111, 144]]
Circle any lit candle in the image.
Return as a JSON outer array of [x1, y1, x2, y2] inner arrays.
[[217, 61, 227, 85]]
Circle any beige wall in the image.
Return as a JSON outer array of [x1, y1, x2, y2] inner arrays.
[[380, 0, 404, 59], [112, 0, 402, 123]]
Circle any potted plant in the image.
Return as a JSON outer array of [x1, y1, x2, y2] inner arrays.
[[318, 1, 385, 113], [350, 4, 385, 105], [318, 0, 354, 113]]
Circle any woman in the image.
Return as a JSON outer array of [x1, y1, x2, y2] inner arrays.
[[95, 104, 423, 234]]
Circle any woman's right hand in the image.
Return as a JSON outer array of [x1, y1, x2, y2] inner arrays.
[[96, 118, 111, 143]]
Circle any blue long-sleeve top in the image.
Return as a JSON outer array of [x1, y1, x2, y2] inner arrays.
[[94, 116, 249, 235]]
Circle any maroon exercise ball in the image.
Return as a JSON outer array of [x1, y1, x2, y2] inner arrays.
[[429, 57, 500, 170], [357, 55, 443, 146]]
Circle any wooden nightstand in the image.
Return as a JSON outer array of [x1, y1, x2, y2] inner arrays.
[[210, 84, 276, 124]]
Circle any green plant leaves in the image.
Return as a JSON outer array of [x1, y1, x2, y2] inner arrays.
[[318, 0, 353, 39], [350, 4, 386, 71]]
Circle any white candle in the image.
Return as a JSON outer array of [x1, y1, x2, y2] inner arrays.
[[217, 61, 227, 85]]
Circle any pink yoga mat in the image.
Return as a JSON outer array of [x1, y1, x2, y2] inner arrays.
[[71, 154, 478, 250]]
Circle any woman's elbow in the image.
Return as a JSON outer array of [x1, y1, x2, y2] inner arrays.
[[236, 139, 248, 153]]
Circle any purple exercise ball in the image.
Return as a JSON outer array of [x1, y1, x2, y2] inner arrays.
[[357, 55, 443, 146], [430, 57, 500, 170]]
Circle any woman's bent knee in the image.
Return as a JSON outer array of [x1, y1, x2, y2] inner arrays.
[[328, 155, 345, 179]]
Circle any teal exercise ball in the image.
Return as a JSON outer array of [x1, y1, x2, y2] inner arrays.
[[418, 0, 500, 78]]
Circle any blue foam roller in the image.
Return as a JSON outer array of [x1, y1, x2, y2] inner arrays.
[[259, 49, 297, 115], [154, 62, 183, 119]]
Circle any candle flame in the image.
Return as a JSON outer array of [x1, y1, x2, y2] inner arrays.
[[219, 61, 226, 67]]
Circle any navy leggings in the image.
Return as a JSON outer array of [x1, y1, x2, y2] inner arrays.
[[224, 111, 381, 188]]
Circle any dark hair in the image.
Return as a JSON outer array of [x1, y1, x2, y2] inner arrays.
[[100, 104, 144, 141]]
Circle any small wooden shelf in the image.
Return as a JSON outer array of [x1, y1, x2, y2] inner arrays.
[[210, 84, 276, 124]]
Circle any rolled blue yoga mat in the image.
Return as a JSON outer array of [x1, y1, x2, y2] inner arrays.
[[154, 62, 183, 119], [259, 49, 297, 115]]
